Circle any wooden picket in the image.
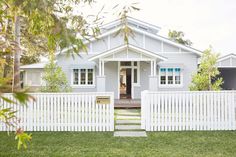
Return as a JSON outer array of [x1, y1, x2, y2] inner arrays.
[[0, 92, 114, 132], [141, 91, 236, 131]]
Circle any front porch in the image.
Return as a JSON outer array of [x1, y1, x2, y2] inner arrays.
[[89, 44, 167, 100]]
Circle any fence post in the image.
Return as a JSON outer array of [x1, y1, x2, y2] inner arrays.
[[27, 99, 33, 131], [110, 92, 114, 131], [141, 90, 148, 130], [232, 91, 236, 130]]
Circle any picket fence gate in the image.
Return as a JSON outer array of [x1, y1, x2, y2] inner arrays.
[[141, 91, 236, 131], [0, 92, 114, 132]]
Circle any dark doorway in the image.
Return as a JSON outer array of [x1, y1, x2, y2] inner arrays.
[[120, 68, 132, 99]]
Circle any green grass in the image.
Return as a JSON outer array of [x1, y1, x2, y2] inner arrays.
[[1, 131, 236, 157]]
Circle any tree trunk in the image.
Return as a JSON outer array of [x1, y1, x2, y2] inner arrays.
[[3, 19, 12, 78], [13, 15, 21, 91], [3, 52, 11, 78]]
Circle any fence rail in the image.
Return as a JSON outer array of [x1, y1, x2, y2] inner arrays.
[[141, 91, 236, 131], [0, 92, 114, 132]]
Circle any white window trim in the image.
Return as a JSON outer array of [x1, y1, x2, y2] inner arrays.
[[159, 67, 183, 88], [71, 68, 96, 88]]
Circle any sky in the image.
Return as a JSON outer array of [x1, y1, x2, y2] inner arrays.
[[82, 0, 236, 56]]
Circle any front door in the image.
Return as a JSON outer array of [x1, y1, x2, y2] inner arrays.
[[120, 68, 132, 99]]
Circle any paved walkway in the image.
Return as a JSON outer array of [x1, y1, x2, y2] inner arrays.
[[114, 109, 147, 137]]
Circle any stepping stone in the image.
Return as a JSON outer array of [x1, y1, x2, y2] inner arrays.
[[116, 119, 141, 124], [115, 125, 141, 130], [116, 112, 141, 116], [116, 115, 141, 120], [114, 131, 147, 137], [115, 109, 140, 116]]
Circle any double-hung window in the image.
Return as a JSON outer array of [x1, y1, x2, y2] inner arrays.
[[159, 67, 182, 86], [72, 69, 94, 86], [160, 68, 166, 84], [175, 68, 181, 84]]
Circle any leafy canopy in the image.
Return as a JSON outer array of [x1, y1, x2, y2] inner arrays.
[[0, 0, 100, 150], [113, 3, 140, 44], [41, 60, 71, 92], [0, 91, 34, 150], [190, 48, 223, 91], [168, 30, 192, 46]]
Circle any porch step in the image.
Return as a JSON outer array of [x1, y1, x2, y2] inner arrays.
[[116, 115, 141, 120], [115, 109, 141, 116], [116, 112, 141, 116], [115, 125, 141, 130], [114, 131, 147, 137], [116, 119, 141, 124], [114, 109, 146, 137]]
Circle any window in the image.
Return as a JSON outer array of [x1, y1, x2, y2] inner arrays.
[[72, 69, 94, 86], [160, 68, 166, 84], [87, 69, 93, 85], [159, 68, 182, 86], [29, 72, 41, 86], [132, 62, 139, 85], [80, 69, 86, 85], [167, 68, 173, 84], [134, 69, 137, 83], [121, 62, 131, 66], [175, 68, 181, 84], [73, 69, 79, 85], [20, 71, 24, 89]]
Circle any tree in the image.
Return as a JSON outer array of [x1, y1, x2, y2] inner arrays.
[[113, 3, 140, 44], [41, 59, 71, 92], [168, 30, 193, 46], [189, 48, 223, 91], [0, 0, 101, 91], [0, 0, 102, 149], [13, 15, 21, 91]]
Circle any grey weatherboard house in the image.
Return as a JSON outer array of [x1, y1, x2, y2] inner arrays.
[[20, 17, 236, 99]]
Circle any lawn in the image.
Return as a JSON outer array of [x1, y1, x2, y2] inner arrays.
[[0, 131, 236, 157]]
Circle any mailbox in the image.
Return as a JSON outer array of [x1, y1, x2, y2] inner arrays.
[[96, 96, 110, 104]]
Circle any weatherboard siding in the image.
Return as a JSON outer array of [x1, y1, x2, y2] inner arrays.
[[87, 31, 192, 54]]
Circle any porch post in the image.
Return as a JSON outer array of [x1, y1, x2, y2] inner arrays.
[[150, 60, 153, 76], [97, 59, 106, 92], [149, 60, 158, 91]]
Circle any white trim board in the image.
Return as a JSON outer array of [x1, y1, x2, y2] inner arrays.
[[88, 44, 167, 61]]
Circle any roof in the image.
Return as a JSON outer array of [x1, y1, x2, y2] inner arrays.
[[59, 17, 202, 56], [217, 53, 236, 68], [218, 53, 236, 62], [100, 16, 161, 34], [20, 62, 48, 69], [88, 44, 168, 61]]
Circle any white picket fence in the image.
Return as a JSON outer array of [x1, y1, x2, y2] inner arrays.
[[141, 91, 236, 131], [0, 92, 114, 132]]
